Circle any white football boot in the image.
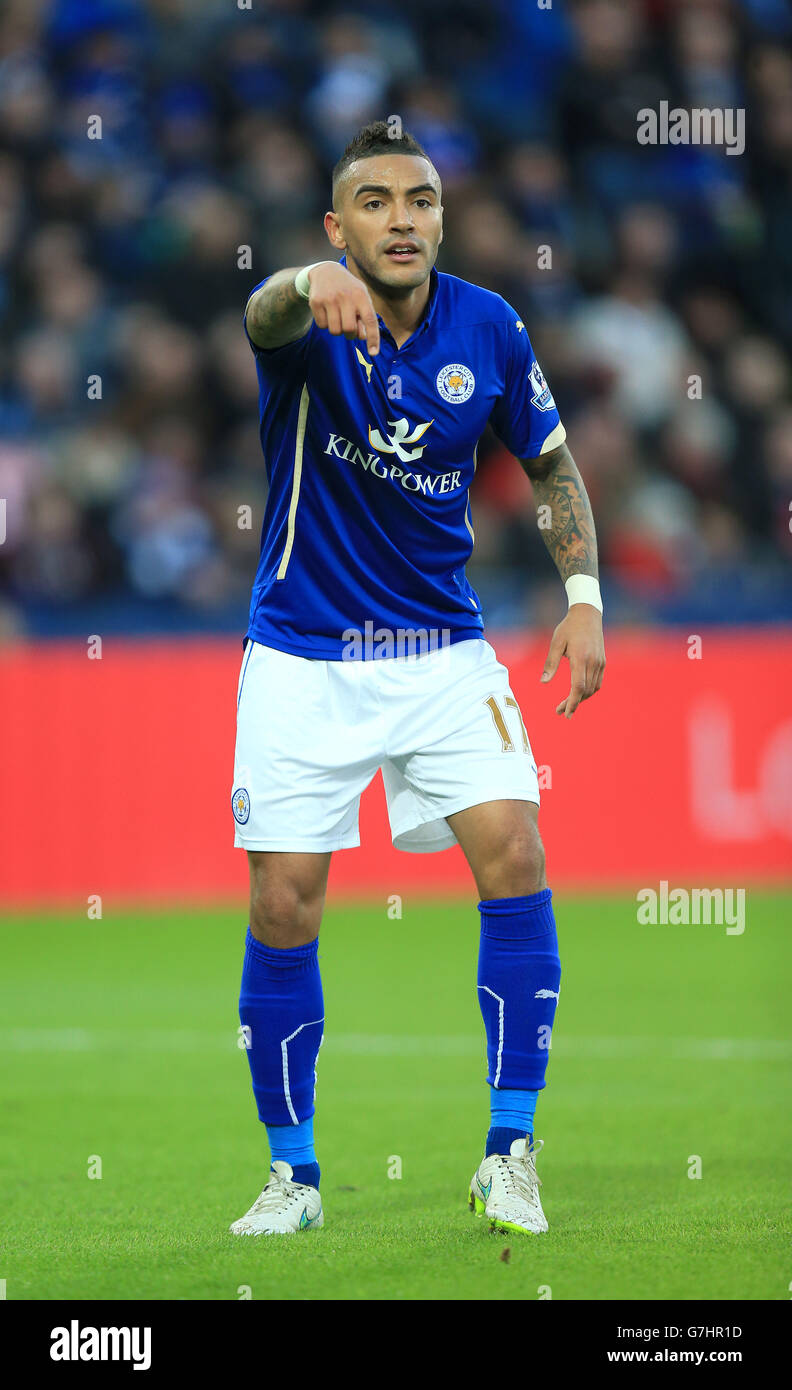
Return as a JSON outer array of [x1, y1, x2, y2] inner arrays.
[[229, 1160, 323, 1236], [469, 1137, 548, 1234]]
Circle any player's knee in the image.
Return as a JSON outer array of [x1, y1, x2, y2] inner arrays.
[[482, 825, 546, 899], [249, 882, 320, 949]]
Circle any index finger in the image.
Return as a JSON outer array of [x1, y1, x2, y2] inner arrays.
[[358, 301, 380, 357]]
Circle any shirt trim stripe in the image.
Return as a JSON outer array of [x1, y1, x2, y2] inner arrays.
[[276, 383, 310, 581], [539, 420, 566, 454], [464, 489, 475, 543]]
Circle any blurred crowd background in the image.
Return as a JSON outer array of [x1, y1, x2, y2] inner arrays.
[[1, 0, 791, 638]]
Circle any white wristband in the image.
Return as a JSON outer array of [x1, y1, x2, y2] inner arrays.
[[294, 262, 325, 299], [565, 574, 603, 613]]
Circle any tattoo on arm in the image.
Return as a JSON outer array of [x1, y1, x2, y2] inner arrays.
[[245, 267, 314, 350], [519, 441, 599, 583]]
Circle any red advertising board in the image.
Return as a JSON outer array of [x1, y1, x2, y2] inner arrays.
[[1, 631, 790, 908]]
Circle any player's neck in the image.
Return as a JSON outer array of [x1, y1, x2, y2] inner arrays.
[[348, 257, 432, 348], [374, 282, 431, 349]]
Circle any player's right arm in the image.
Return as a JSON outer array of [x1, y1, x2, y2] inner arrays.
[[245, 262, 380, 355]]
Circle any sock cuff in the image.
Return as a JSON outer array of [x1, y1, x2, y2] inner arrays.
[[244, 926, 319, 972], [478, 889, 552, 913], [478, 889, 555, 939]]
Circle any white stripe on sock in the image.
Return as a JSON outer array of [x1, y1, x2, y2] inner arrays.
[[478, 985, 505, 1087], [280, 1018, 324, 1124]]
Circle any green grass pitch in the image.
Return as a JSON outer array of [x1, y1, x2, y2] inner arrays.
[[1, 891, 790, 1301]]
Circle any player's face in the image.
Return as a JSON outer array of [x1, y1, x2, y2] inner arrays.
[[331, 154, 443, 292]]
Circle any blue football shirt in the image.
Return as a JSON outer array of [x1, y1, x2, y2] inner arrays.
[[243, 256, 565, 659]]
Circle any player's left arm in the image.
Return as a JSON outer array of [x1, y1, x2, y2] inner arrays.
[[519, 440, 606, 718]]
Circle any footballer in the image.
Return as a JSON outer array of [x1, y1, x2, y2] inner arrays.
[[229, 122, 605, 1237]]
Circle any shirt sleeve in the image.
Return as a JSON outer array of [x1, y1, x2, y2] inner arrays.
[[488, 312, 566, 460], [243, 277, 315, 373]]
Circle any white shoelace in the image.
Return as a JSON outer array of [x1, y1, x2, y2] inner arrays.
[[494, 1140, 544, 1202], [247, 1173, 305, 1215]]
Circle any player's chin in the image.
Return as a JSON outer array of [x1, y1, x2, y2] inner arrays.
[[379, 251, 425, 284]]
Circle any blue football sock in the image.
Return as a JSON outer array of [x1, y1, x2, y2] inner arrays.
[[266, 1119, 320, 1189], [477, 890, 561, 1152], [486, 1087, 538, 1157], [238, 927, 324, 1185]]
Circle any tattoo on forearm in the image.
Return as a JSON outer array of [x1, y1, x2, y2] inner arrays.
[[246, 268, 313, 349], [519, 442, 599, 582]]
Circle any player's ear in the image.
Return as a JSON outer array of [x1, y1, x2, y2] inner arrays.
[[324, 210, 345, 250]]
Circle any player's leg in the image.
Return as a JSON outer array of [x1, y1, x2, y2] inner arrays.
[[231, 850, 329, 1235], [243, 848, 330, 1170], [248, 847, 330, 947], [380, 640, 559, 1232], [446, 796, 547, 898], [445, 794, 555, 1153], [229, 641, 381, 1233], [449, 799, 559, 1234]]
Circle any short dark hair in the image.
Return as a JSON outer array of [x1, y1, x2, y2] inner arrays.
[[332, 120, 432, 202]]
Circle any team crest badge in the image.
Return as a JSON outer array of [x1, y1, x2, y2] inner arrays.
[[232, 787, 251, 824], [436, 363, 475, 404], [529, 360, 555, 412]]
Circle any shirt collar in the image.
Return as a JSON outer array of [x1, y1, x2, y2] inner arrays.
[[338, 255, 439, 338]]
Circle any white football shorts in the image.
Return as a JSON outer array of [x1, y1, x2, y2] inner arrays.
[[231, 637, 540, 854]]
